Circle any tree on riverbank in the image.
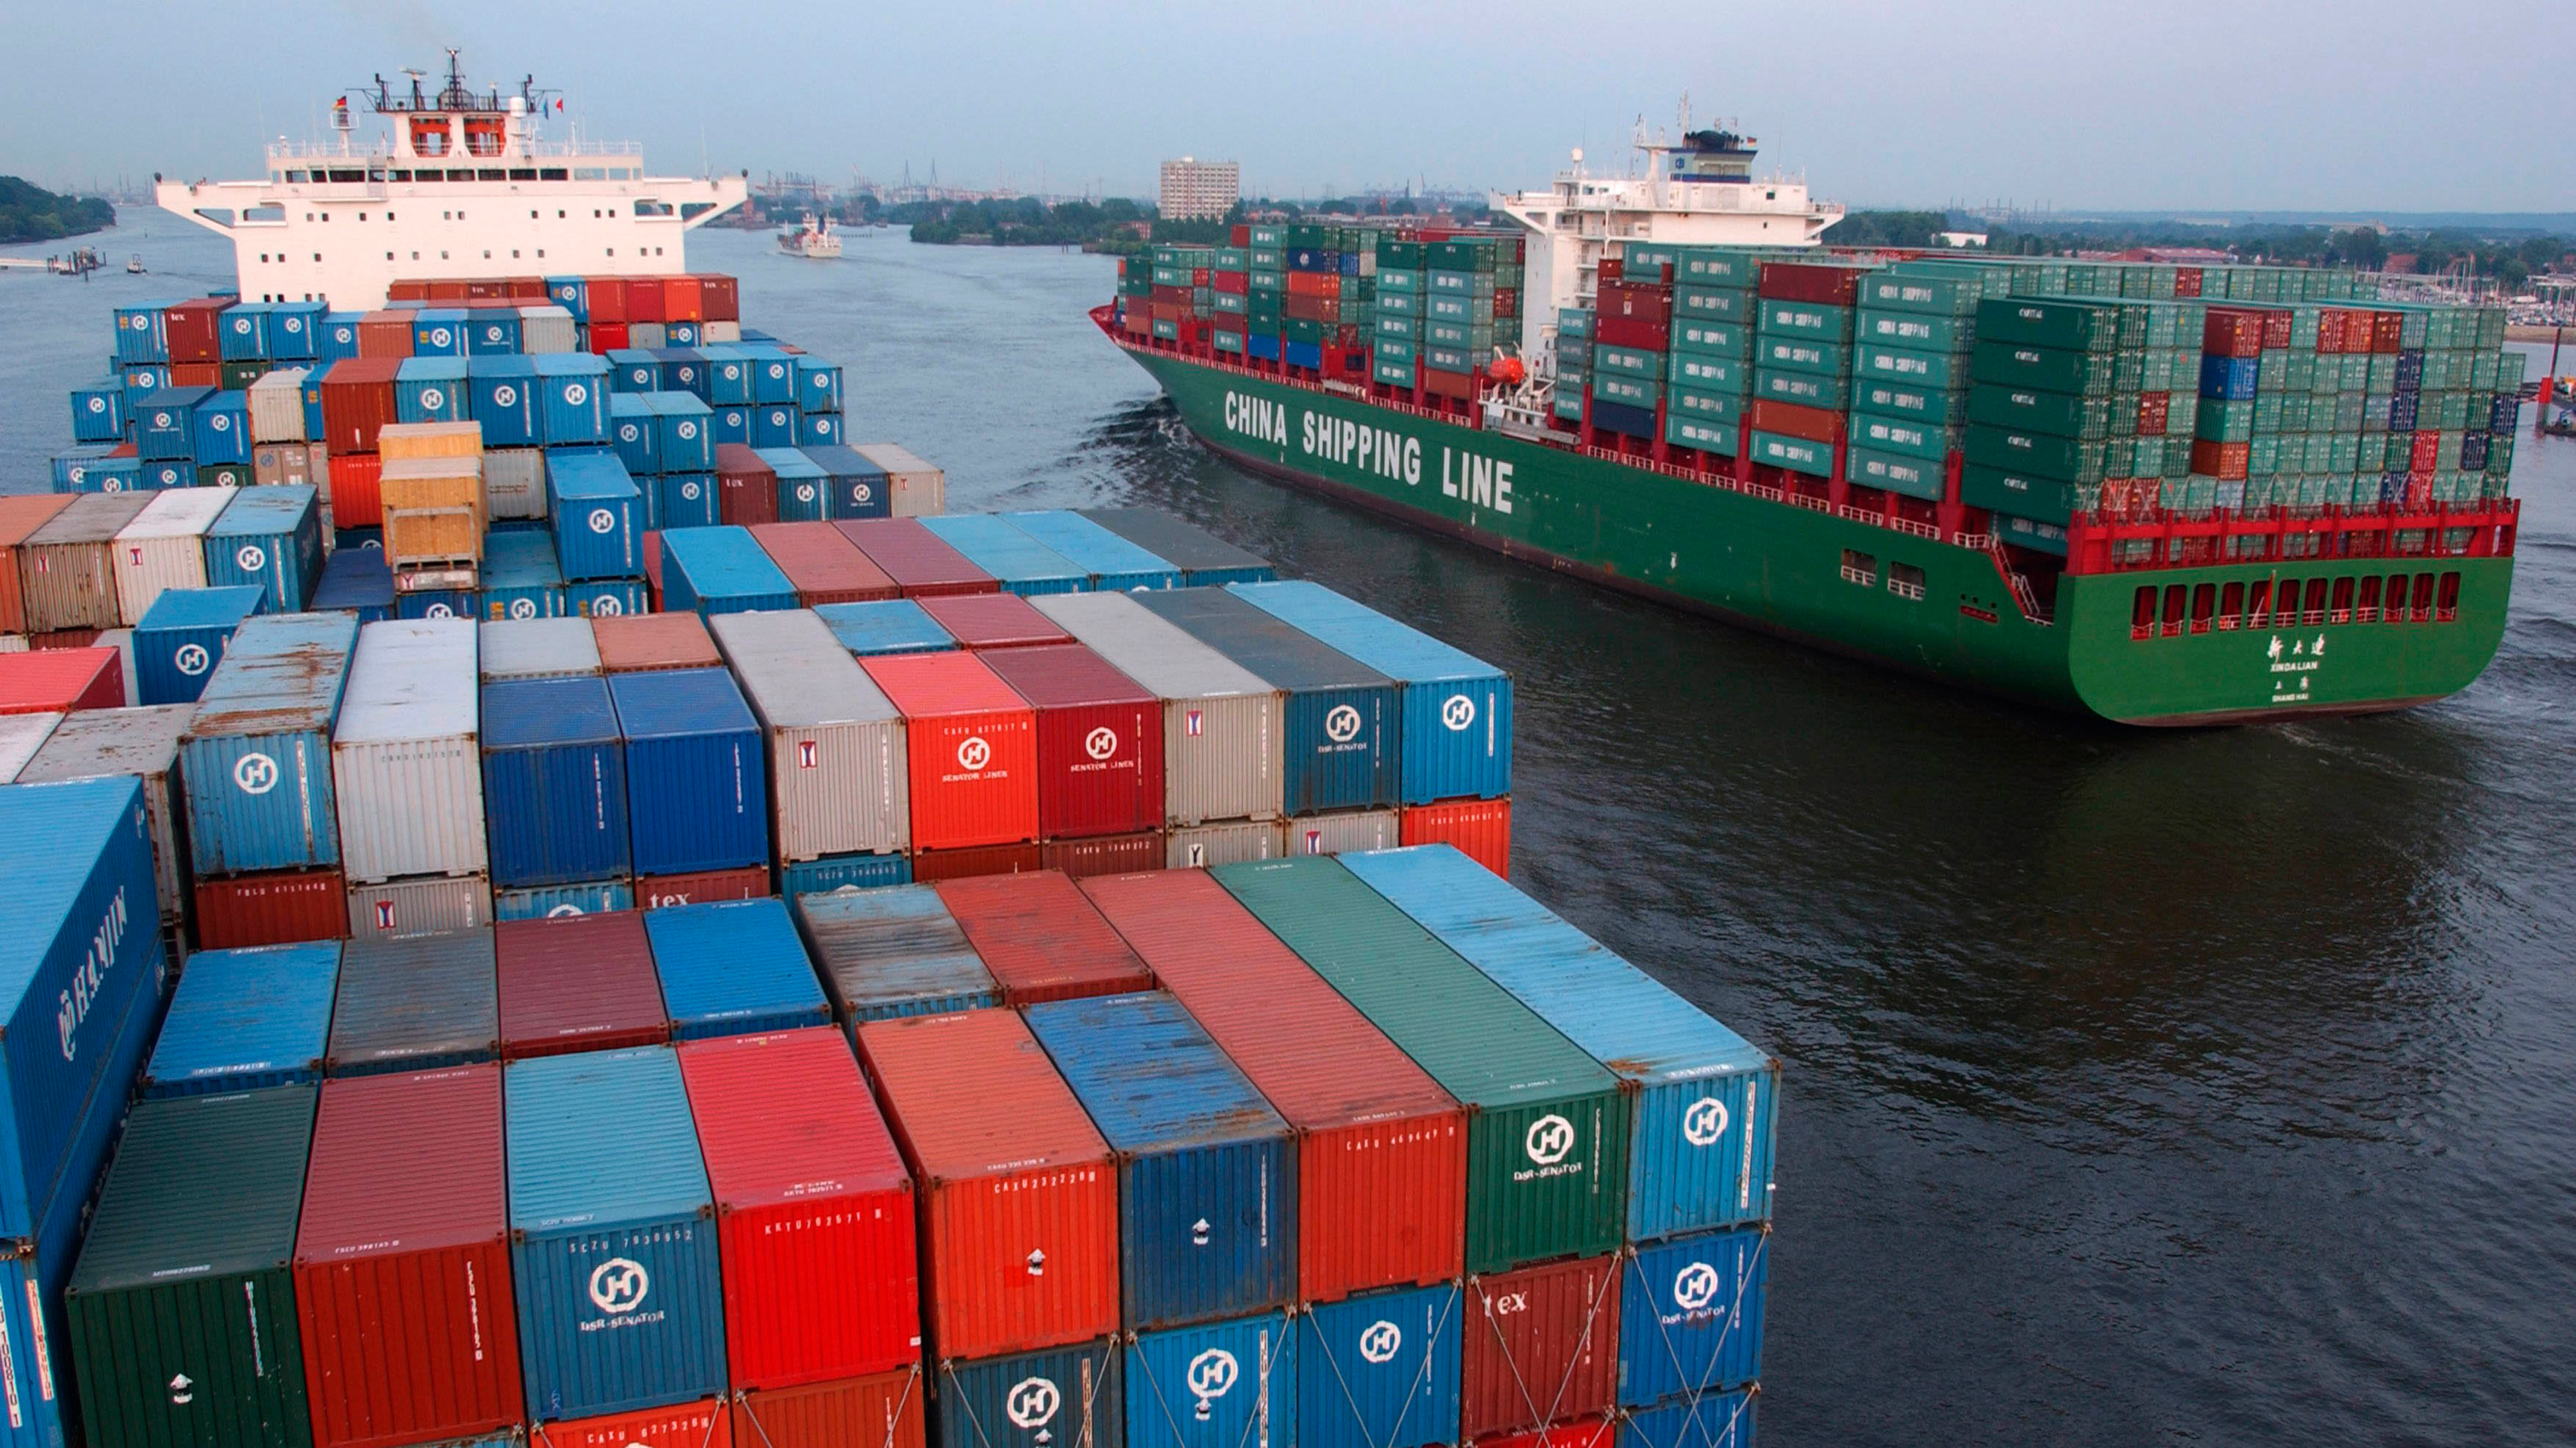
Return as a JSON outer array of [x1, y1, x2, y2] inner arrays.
[[0, 178, 114, 244]]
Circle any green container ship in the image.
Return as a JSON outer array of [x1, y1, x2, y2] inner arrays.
[[1101, 127, 2522, 726]]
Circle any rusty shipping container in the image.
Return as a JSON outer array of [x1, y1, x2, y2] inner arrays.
[[22, 492, 153, 633], [592, 610, 723, 672], [935, 869, 1153, 1005], [197, 867, 351, 949], [495, 910, 670, 1060], [750, 522, 901, 605], [732, 1367, 925, 1448], [855, 1009, 1119, 1362]]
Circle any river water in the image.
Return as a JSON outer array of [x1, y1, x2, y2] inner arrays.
[[6, 215, 2572, 1446]]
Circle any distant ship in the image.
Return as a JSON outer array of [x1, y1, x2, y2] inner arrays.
[[156, 51, 745, 309], [778, 212, 843, 259]]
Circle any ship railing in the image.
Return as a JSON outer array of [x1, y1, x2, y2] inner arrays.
[[2064, 497, 2521, 575]]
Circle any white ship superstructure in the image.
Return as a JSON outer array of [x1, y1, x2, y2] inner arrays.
[[157, 57, 746, 310], [1493, 119, 1841, 370]]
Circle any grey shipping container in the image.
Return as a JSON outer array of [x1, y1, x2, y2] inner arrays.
[[479, 617, 601, 680], [347, 872, 494, 940], [1281, 808, 1400, 858], [22, 492, 154, 632], [709, 609, 909, 860], [849, 441, 945, 517], [792, 883, 1001, 1023], [0, 714, 58, 782], [332, 619, 488, 883], [1032, 592, 1284, 825], [1166, 820, 1282, 869], [328, 927, 499, 1074], [16, 704, 195, 927]]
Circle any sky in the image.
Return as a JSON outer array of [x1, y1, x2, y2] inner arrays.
[[4, 0, 2562, 214]]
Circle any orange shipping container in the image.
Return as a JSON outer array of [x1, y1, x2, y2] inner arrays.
[[330, 453, 386, 529], [533, 1398, 732, 1448], [1401, 797, 1512, 877], [1284, 272, 1343, 299], [0, 494, 76, 634], [854, 1010, 1119, 1362], [859, 652, 1039, 852], [732, 1368, 923, 1448]]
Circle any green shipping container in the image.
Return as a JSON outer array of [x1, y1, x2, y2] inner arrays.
[[1755, 336, 1850, 380], [1375, 357, 1417, 388], [1970, 339, 2116, 399], [1425, 345, 1477, 375], [199, 463, 253, 488], [1377, 337, 1418, 364], [1592, 373, 1661, 410], [1250, 271, 1284, 295], [1378, 268, 1422, 294], [1670, 386, 1744, 429], [1152, 318, 1180, 341], [1214, 330, 1246, 354], [1862, 268, 1993, 316], [1967, 384, 2115, 441], [1749, 430, 1833, 478], [1424, 320, 1495, 351], [1961, 463, 2081, 525], [1555, 390, 1588, 423], [1846, 443, 1946, 501], [1557, 308, 1593, 340], [68, 1086, 318, 1448], [1670, 321, 1754, 359], [1375, 314, 1421, 343], [1757, 300, 1855, 341], [1377, 239, 1424, 270], [1428, 270, 1498, 299], [1858, 343, 1970, 392], [1428, 293, 1497, 326], [1377, 291, 1425, 319], [1675, 287, 1752, 323], [1976, 298, 2115, 354], [1212, 292, 1248, 316], [1668, 354, 1747, 392], [2196, 400, 2255, 444], [1666, 414, 1740, 455], [1670, 248, 1770, 286], [1965, 423, 2107, 485], [1212, 858, 1629, 1273], [1857, 378, 1968, 425], [1428, 241, 1503, 274], [1849, 410, 1959, 463], [1250, 249, 1286, 272], [1857, 309, 1970, 353], [1286, 318, 1331, 344], [1755, 368, 1852, 410]]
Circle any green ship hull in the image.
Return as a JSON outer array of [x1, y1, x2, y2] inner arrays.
[[1117, 341, 2512, 725]]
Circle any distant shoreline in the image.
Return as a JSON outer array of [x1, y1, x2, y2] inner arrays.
[[2506, 324, 2572, 344]]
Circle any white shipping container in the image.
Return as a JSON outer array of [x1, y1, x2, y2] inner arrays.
[[852, 442, 946, 516], [701, 320, 742, 344], [347, 872, 492, 940], [0, 713, 62, 782], [16, 705, 193, 925], [332, 618, 488, 883], [478, 617, 600, 681], [483, 448, 547, 520], [248, 368, 310, 443], [517, 305, 578, 354], [0, 636, 26, 654], [708, 608, 909, 861], [1282, 807, 1399, 857], [95, 629, 134, 707], [1032, 591, 1284, 825], [1166, 818, 1283, 869], [628, 321, 668, 349], [110, 486, 237, 626]]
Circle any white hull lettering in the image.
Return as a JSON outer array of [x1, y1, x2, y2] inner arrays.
[[1439, 447, 1515, 514]]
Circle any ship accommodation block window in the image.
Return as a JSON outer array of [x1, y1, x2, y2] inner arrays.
[[2329, 578, 2355, 624], [2132, 585, 2157, 639], [2190, 583, 2215, 634], [1841, 550, 1876, 586], [2357, 576, 2383, 622], [2246, 580, 2270, 627], [2436, 572, 2460, 622], [2217, 582, 2245, 630], [2302, 579, 2328, 625], [2385, 574, 2410, 623], [2161, 584, 2186, 638], [1888, 563, 1926, 601]]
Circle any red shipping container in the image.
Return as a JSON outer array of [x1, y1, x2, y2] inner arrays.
[[1400, 798, 1511, 878], [534, 1398, 732, 1448], [196, 867, 349, 949], [1461, 1254, 1622, 1440], [387, 281, 429, 302], [588, 321, 630, 354], [427, 281, 470, 303], [663, 275, 707, 323], [1079, 870, 1466, 1300], [1425, 369, 1476, 402], [1755, 262, 1864, 307], [164, 297, 231, 364], [0, 494, 75, 634], [935, 870, 1152, 1005], [718, 443, 781, 527], [859, 652, 1039, 850], [356, 310, 416, 359], [2135, 392, 2171, 436], [853, 1009, 1118, 1362], [0, 647, 121, 714], [168, 363, 221, 388], [1477, 1418, 1617, 1448], [1495, 287, 1518, 316], [750, 522, 901, 605], [585, 277, 630, 325], [642, 531, 665, 609], [330, 453, 386, 530], [2173, 268, 2204, 299], [2202, 309, 2267, 359], [296, 1065, 523, 1448], [732, 1367, 924, 1448], [2190, 439, 2252, 481], [1285, 272, 1343, 299], [625, 275, 668, 324], [27, 630, 101, 651], [319, 358, 403, 455], [917, 594, 1073, 651], [2259, 309, 2294, 352], [1285, 296, 1341, 324], [1595, 281, 1670, 323], [1597, 257, 1624, 283], [1748, 399, 1844, 445], [636, 866, 769, 909], [594, 611, 723, 672], [679, 1029, 920, 1388], [909, 843, 1041, 883], [495, 912, 669, 1060], [1212, 272, 1250, 295], [2371, 311, 2405, 354], [1040, 832, 1164, 881], [699, 274, 741, 323], [977, 644, 1164, 841], [2409, 430, 2442, 473], [1595, 315, 1669, 352]]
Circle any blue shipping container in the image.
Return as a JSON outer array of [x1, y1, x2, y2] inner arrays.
[[566, 579, 650, 620], [1135, 588, 1398, 813], [1001, 511, 1184, 592], [139, 459, 192, 491], [133, 387, 210, 460], [141, 941, 341, 1098], [797, 445, 892, 521], [778, 852, 912, 898], [546, 276, 588, 321], [1024, 994, 1295, 1329], [69, 378, 125, 443], [701, 348, 755, 405], [658, 472, 719, 531], [937, 1340, 1124, 1448], [608, 667, 768, 874], [796, 410, 842, 448], [654, 348, 709, 397], [1339, 846, 1776, 1238], [760, 447, 829, 521], [397, 356, 473, 424], [51, 446, 139, 494], [793, 356, 842, 414], [470, 355, 543, 448], [180, 611, 359, 873], [327, 929, 499, 1076], [710, 405, 751, 449], [505, 1047, 726, 1420], [468, 310, 524, 356], [643, 897, 830, 1040], [412, 308, 472, 356], [317, 312, 365, 364], [814, 599, 957, 656], [204, 483, 324, 612], [113, 303, 171, 365], [610, 394, 661, 475], [742, 348, 797, 404], [550, 450, 646, 581], [397, 588, 477, 621], [481, 530, 569, 621], [1619, 1391, 1757, 1448], [191, 390, 252, 465], [269, 301, 326, 359], [788, 883, 995, 1025], [655, 392, 715, 473], [919, 514, 1090, 596], [1298, 1283, 1459, 1448], [660, 527, 797, 615], [1615, 1227, 1769, 1405], [312, 547, 396, 623], [536, 353, 613, 445], [0, 776, 166, 1238], [483, 676, 630, 888], [219, 301, 272, 360], [608, 349, 660, 393], [496, 880, 637, 921], [1228, 581, 1510, 804], [1126, 1311, 1295, 1448], [751, 403, 802, 450], [132, 585, 266, 706]]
